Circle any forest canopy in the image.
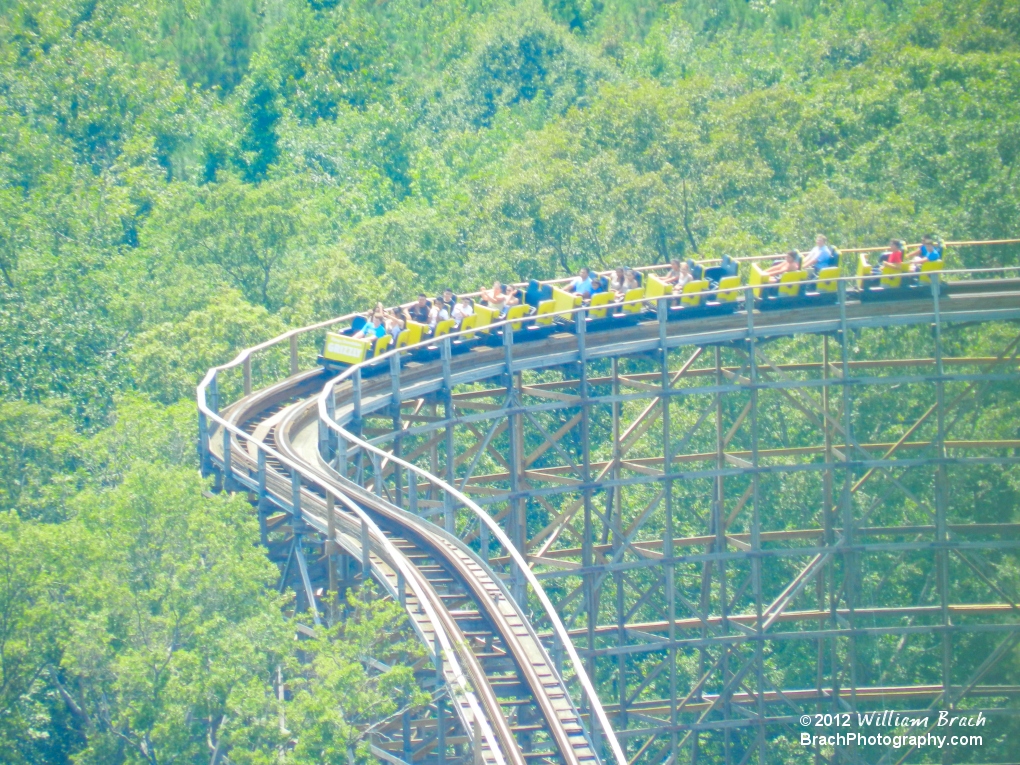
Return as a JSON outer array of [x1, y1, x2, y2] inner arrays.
[[2, 0, 1020, 762]]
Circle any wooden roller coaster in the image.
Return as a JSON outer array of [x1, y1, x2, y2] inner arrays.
[[200, 255, 1020, 765]]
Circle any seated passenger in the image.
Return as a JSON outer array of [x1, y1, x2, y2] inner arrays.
[[906, 234, 943, 270], [385, 308, 405, 341], [501, 286, 520, 314], [428, 294, 450, 331], [352, 314, 376, 340], [480, 281, 519, 315], [591, 275, 610, 295], [670, 262, 694, 292], [452, 295, 474, 327], [762, 250, 802, 283], [609, 266, 627, 294], [616, 268, 642, 301], [406, 293, 431, 325], [802, 235, 837, 275], [566, 267, 594, 299], [442, 287, 457, 307], [663, 259, 685, 285], [875, 239, 905, 273], [479, 280, 501, 305], [354, 305, 387, 340]]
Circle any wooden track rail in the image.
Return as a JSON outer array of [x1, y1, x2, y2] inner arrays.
[[199, 265, 1020, 765]]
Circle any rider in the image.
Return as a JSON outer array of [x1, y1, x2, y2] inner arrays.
[[906, 234, 943, 270], [802, 235, 837, 276], [566, 267, 594, 299]]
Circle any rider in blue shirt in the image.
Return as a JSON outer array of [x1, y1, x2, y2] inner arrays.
[[907, 234, 943, 270], [803, 235, 836, 274], [567, 267, 594, 298]]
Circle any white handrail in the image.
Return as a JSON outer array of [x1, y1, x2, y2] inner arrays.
[[196, 241, 1020, 765], [195, 382, 507, 764], [319, 372, 629, 765]]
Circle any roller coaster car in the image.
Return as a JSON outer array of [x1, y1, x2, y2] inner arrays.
[[319, 325, 393, 376], [394, 320, 428, 351], [411, 313, 485, 362], [577, 290, 630, 331], [480, 303, 533, 345], [517, 286, 581, 340], [856, 253, 944, 302], [659, 275, 742, 320], [749, 262, 841, 310]]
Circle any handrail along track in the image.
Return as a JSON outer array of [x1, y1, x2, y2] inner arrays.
[[199, 249, 1020, 764], [199, 323, 620, 764], [200, 368, 515, 764]]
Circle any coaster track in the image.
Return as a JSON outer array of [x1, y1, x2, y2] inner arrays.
[[199, 270, 1020, 764]]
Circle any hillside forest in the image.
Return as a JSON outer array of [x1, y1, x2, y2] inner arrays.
[[1, 0, 1020, 762]]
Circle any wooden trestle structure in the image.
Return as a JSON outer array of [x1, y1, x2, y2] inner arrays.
[[201, 272, 1020, 765]]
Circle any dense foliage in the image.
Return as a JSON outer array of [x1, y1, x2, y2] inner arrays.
[[2, 0, 1019, 762]]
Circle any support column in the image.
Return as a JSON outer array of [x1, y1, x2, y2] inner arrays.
[[391, 354, 404, 508], [429, 402, 440, 503], [352, 369, 365, 486], [837, 281, 857, 763], [222, 425, 236, 492], [611, 357, 627, 730], [444, 389, 455, 533], [577, 312, 599, 752], [435, 633, 446, 765], [326, 493, 338, 625], [257, 449, 269, 547], [820, 334, 836, 765], [508, 370, 526, 606], [933, 277, 953, 719], [746, 289, 767, 762], [658, 299, 678, 754]]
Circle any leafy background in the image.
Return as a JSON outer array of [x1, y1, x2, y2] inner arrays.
[[1, 0, 1019, 762]]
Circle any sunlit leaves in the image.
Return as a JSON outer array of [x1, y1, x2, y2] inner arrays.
[[128, 289, 286, 405]]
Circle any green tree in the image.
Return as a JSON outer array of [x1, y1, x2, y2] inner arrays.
[[129, 289, 286, 405], [176, 178, 301, 309], [0, 401, 83, 521], [58, 464, 290, 765], [240, 72, 282, 182], [0, 516, 74, 764], [271, 587, 429, 765]]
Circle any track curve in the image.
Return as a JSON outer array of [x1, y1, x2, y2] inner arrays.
[[207, 355, 607, 764], [200, 270, 1020, 763]]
